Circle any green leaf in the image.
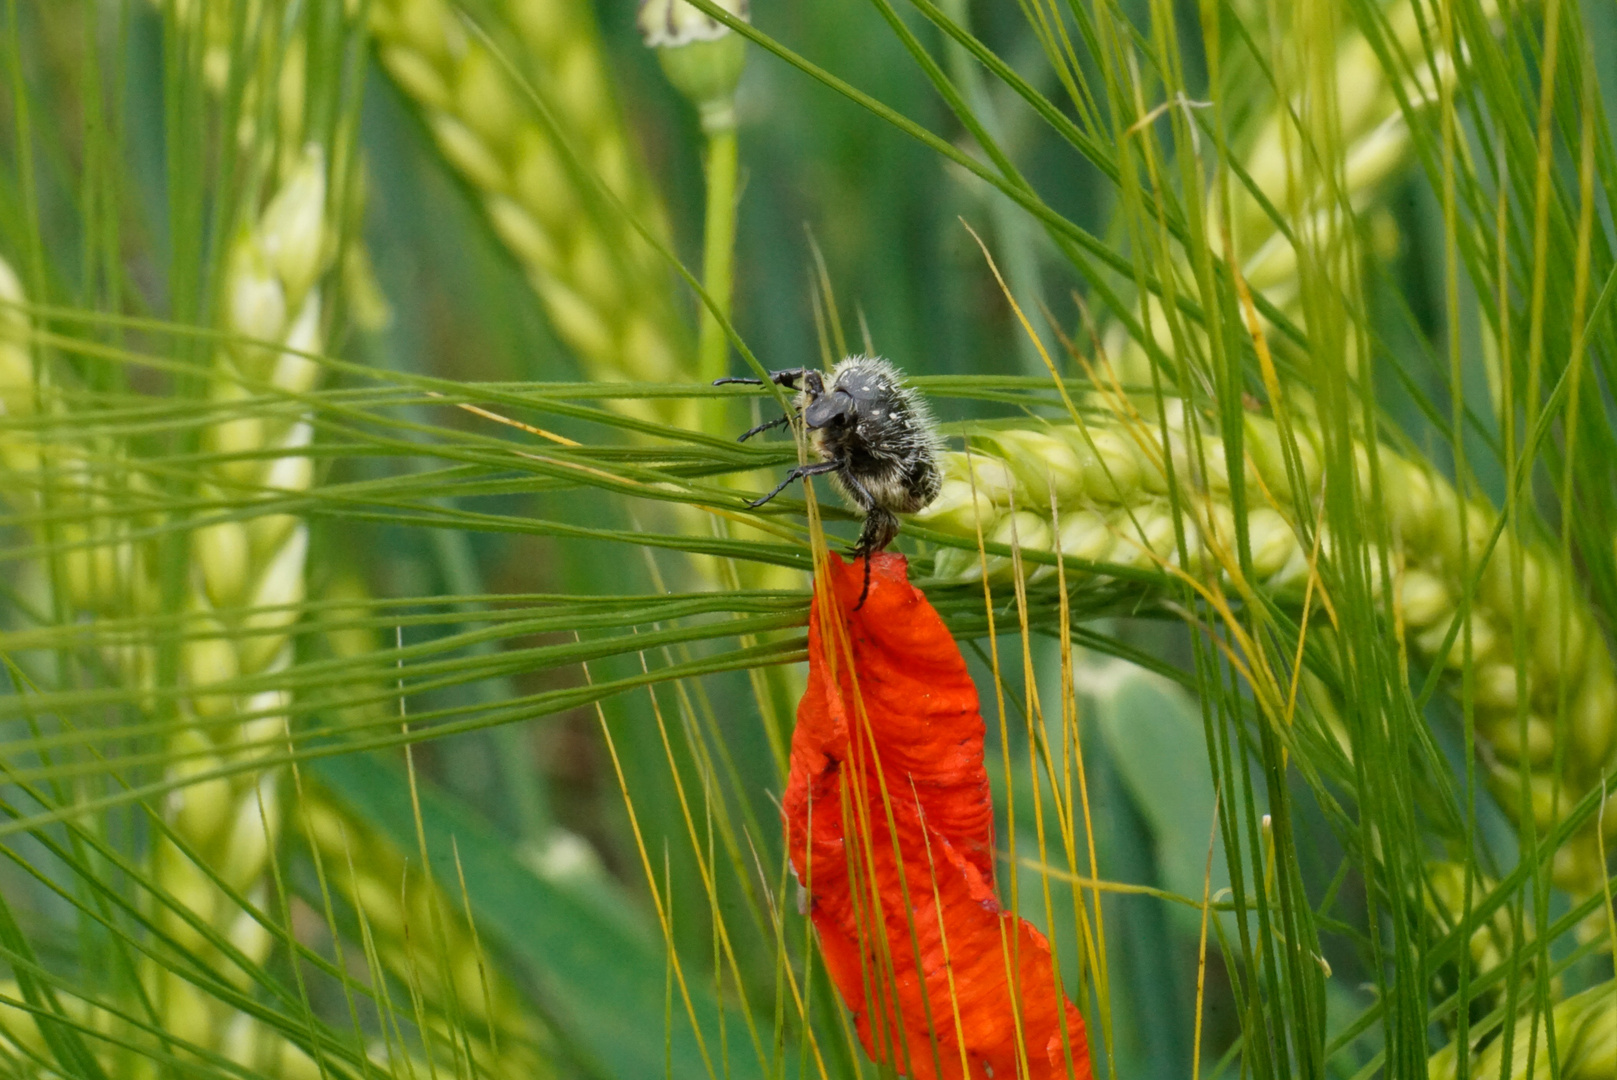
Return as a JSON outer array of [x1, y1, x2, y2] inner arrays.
[[309, 751, 787, 1080], [1091, 659, 1258, 939]]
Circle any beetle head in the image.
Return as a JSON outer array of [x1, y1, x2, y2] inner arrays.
[[803, 385, 855, 430]]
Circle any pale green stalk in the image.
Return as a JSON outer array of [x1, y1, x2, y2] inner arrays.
[[698, 121, 739, 421], [636, 0, 748, 425]]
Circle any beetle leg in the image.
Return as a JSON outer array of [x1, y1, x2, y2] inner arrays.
[[837, 471, 877, 515], [736, 413, 792, 442], [847, 504, 899, 610], [852, 507, 900, 555], [747, 459, 840, 508]]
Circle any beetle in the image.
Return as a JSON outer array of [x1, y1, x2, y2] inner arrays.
[[716, 356, 942, 604]]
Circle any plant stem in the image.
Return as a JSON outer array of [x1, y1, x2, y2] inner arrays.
[[938, 0, 1047, 378], [698, 111, 739, 433]]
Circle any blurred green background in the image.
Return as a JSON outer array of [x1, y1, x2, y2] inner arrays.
[[2, 1, 1617, 1078]]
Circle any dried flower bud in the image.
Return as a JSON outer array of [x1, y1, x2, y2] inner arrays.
[[637, 0, 749, 127], [637, 0, 747, 49]]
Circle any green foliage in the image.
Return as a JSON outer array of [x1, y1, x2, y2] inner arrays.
[[0, 0, 1615, 1078]]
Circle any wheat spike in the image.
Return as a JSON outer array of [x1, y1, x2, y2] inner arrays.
[[916, 407, 1616, 897], [370, 0, 693, 426]]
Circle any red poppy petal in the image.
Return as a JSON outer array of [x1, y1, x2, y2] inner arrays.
[[783, 552, 1091, 1080]]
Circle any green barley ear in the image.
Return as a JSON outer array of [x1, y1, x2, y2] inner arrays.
[[0, 258, 43, 477], [140, 24, 552, 1069], [1574, 996, 1617, 1076], [1430, 982, 1617, 1080], [370, 0, 693, 423], [1219, 0, 1494, 260], [147, 140, 337, 1064], [916, 410, 1617, 898], [376, 0, 790, 599], [0, 259, 161, 637], [1423, 861, 1556, 1021], [299, 580, 558, 1077], [108, 11, 380, 1068], [1103, 0, 1493, 388]]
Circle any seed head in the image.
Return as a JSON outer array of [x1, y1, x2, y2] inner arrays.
[[638, 0, 750, 128], [637, 0, 749, 48]]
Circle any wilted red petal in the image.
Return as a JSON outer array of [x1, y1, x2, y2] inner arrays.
[[783, 552, 1091, 1080]]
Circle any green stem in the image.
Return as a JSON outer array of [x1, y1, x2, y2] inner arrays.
[[937, 0, 1047, 378], [698, 112, 739, 433]]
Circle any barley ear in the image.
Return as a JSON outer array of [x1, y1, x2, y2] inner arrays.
[[141, 143, 334, 1065], [918, 411, 1617, 898], [371, 0, 692, 426]]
